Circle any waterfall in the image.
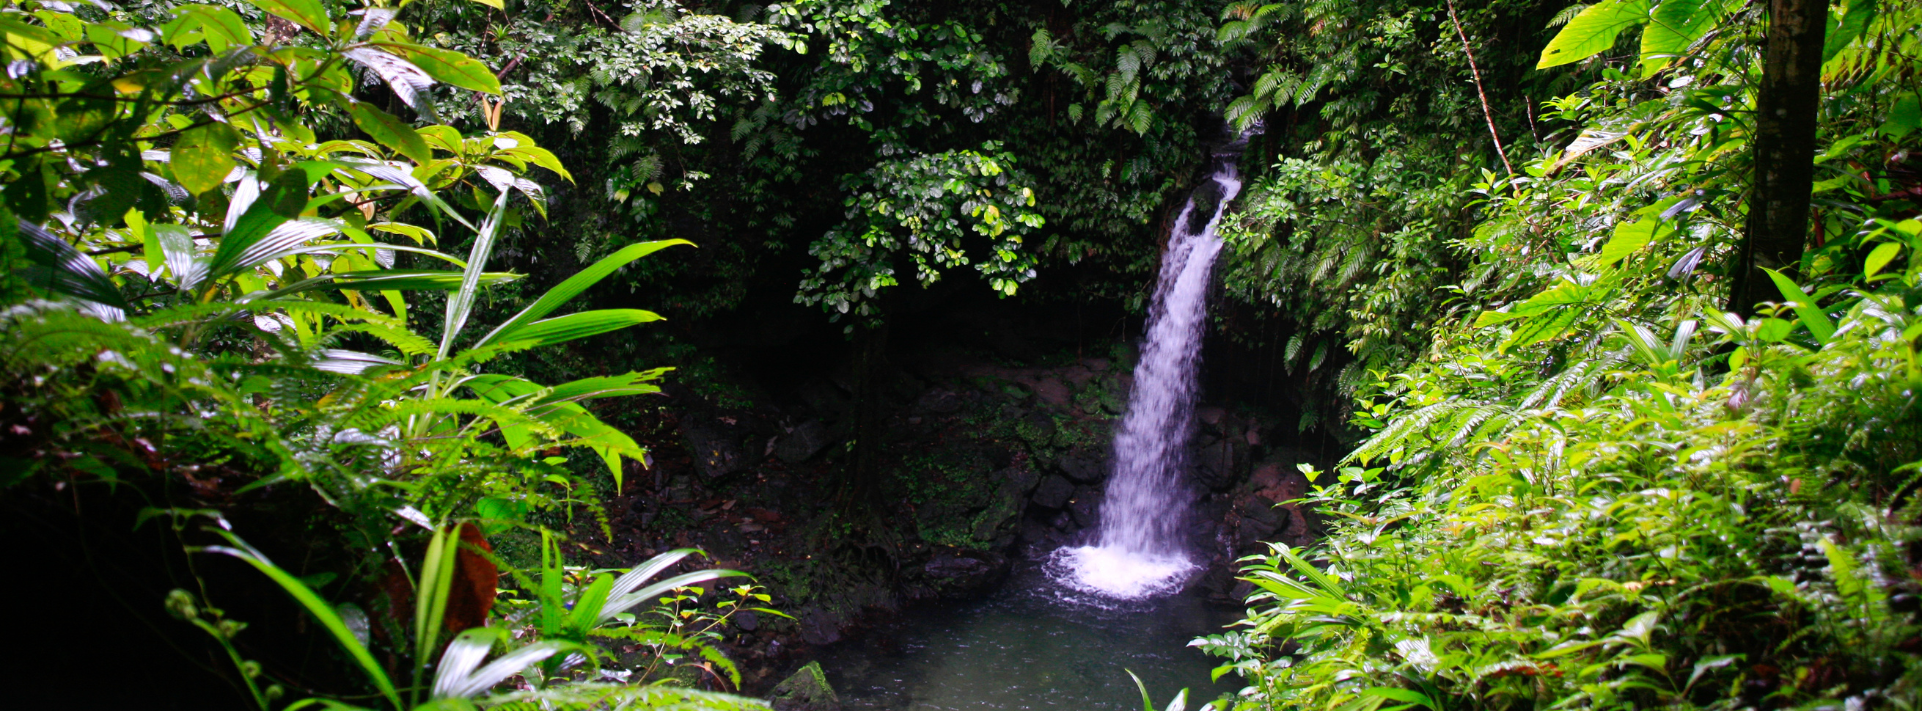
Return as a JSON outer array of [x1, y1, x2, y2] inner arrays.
[[1051, 137, 1249, 600]]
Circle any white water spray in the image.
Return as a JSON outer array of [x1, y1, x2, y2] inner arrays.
[[1053, 139, 1249, 600]]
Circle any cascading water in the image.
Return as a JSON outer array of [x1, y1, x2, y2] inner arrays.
[[1051, 132, 1252, 600]]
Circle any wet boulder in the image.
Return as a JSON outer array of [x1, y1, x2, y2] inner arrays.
[[1016, 412, 1056, 447], [1031, 475, 1074, 509], [798, 609, 842, 646], [1056, 452, 1108, 484], [1194, 436, 1240, 491], [1031, 378, 1071, 407], [680, 421, 748, 479], [1069, 487, 1102, 528], [912, 388, 963, 415], [775, 420, 832, 464], [770, 661, 841, 711]]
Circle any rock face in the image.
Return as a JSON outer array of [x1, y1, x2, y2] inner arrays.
[[769, 661, 841, 711], [1056, 451, 1107, 484], [775, 420, 831, 463], [923, 549, 1007, 598], [1030, 475, 1074, 509]]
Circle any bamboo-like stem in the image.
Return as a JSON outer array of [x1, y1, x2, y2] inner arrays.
[[1445, 0, 1516, 177]]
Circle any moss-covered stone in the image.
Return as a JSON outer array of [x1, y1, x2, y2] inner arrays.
[[769, 661, 840, 711]]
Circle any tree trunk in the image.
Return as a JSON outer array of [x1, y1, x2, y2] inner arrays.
[[846, 320, 889, 511], [1727, 0, 1827, 316]]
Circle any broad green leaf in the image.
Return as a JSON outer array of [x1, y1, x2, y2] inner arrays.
[[1756, 317, 1793, 343], [1887, 94, 1920, 139], [1764, 268, 1835, 344], [1584, 218, 1667, 267], [476, 240, 690, 348], [343, 47, 437, 118], [1474, 308, 1526, 327], [466, 0, 505, 9], [0, 16, 65, 51], [495, 133, 574, 182], [1640, 0, 1723, 76], [1538, 0, 1651, 69], [343, 100, 432, 165], [83, 21, 149, 59], [1864, 241, 1901, 278], [15, 218, 130, 314], [206, 170, 312, 279], [379, 43, 502, 95], [165, 5, 252, 52], [432, 630, 561, 700], [1824, 0, 1878, 64], [201, 535, 400, 710], [213, 218, 341, 280], [567, 574, 615, 634], [242, 0, 330, 36], [172, 122, 240, 195]]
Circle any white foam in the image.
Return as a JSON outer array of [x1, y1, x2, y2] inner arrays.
[[1048, 545, 1196, 600]]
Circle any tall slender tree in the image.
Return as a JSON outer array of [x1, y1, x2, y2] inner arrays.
[[1728, 0, 1828, 315]]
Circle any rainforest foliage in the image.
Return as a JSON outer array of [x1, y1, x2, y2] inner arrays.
[[2, 0, 1920, 708], [1200, 1, 1922, 710]]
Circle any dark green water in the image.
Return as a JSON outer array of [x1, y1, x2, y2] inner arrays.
[[811, 567, 1243, 711]]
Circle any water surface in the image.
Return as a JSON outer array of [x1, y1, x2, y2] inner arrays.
[[812, 568, 1241, 711]]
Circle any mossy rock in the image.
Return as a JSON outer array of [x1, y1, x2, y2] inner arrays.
[[1014, 411, 1056, 447], [769, 661, 840, 711]]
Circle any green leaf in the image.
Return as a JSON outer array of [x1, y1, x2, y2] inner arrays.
[[487, 309, 663, 349], [1764, 268, 1835, 344], [1128, 669, 1153, 711], [1887, 94, 1921, 139], [206, 171, 318, 280], [379, 43, 502, 95], [1362, 688, 1437, 711], [533, 370, 670, 406], [200, 535, 400, 710], [343, 100, 432, 165], [568, 574, 616, 635], [1824, 0, 1878, 63], [241, 0, 330, 36], [1538, 0, 1651, 69], [266, 269, 519, 297], [165, 6, 252, 53], [475, 240, 690, 348], [1586, 218, 1664, 267], [172, 122, 240, 196], [437, 190, 511, 358], [465, 0, 505, 9], [1640, 0, 1723, 76], [1756, 317, 1793, 343], [128, 208, 161, 275], [431, 631, 562, 700], [14, 218, 130, 314], [414, 525, 462, 697], [1864, 241, 1901, 278]]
